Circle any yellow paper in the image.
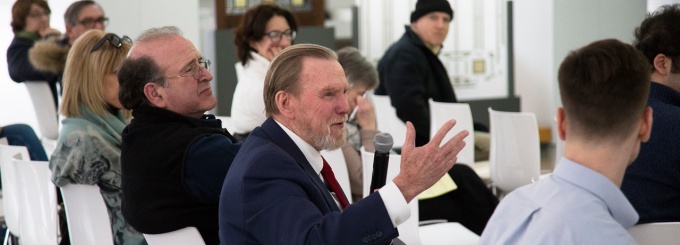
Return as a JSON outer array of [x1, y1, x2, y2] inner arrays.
[[418, 173, 457, 200]]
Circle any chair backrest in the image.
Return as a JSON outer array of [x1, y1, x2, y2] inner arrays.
[[24, 81, 59, 140], [0, 145, 30, 238], [320, 149, 351, 198], [372, 94, 407, 148], [428, 100, 475, 166], [60, 184, 114, 245], [488, 108, 540, 194], [215, 116, 237, 136], [143, 227, 206, 245], [628, 222, 680, 245], [360, 148, 421, 245], [12, 157, 58, 245]]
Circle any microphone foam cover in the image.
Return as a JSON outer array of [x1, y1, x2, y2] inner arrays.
[[373, 133, 394, 154]]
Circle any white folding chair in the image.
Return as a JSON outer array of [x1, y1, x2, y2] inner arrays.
[[320, 149, 351, 198], [360, 148, 480, 245], [60, 184, 114, 245], [143, 227, 205, 245], [0, 145, 30, 244], [12, 157, 58, 245], [428, 100, 475, 166], [24, 81, 59, 141], [488, 108, 541, 196], [628, 222, 680, 245], [372, 94, 407, 149]]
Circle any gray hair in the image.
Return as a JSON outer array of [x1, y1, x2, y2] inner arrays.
[[336, 47, 378, 90], [136, 26, 183, 43]]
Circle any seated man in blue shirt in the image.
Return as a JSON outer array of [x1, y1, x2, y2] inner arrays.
[[480, 39, 653, 244]]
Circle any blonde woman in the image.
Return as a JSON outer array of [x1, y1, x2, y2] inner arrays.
[[49, 30, 145, 244]]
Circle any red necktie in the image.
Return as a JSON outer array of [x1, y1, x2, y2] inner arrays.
[[321, 157, 350, 209]]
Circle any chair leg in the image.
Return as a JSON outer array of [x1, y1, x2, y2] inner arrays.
[[3, 229, 8, 245]]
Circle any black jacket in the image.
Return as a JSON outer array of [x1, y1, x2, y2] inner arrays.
[[6, 35, 60, 106], [376, 26, 457, 146]]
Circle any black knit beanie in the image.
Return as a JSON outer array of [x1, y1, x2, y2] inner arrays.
[[410, 0, 454, 23]]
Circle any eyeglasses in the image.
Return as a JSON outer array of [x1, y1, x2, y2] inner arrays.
[[73, 17, 109, 28], [90, 33, 132, 52], [29, 11, 50, 19], [264, 29, 296, 43], [166, 58, 211, 80]]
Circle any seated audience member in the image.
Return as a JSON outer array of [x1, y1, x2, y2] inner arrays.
[[231, 4, 298, 139], [0, 124, 48, 161], [117, 26, 241, 245], [28, 0, 107, 102], [220, 44, 469, 244], [337, 46, 497, 235], [621, 4, 680, 224], [480, 39, 652, 244], [7, 0, 60, 105], [48, 30, 146, 244]]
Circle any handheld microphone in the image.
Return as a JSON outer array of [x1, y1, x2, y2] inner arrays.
[[369, 133, 394, 192]]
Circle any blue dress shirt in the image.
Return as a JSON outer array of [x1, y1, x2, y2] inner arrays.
[[479, 157, 638, 244]]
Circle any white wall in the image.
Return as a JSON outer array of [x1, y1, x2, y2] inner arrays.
[[648, 0, 680, 10], [514, 0, 646, 142], [1, 0, 202, 137]]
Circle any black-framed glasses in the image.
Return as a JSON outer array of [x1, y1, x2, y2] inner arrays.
[[90, 33, 132, 52], [73, 17, 109, 28], [264, 29, 296, 42], [166, 58, 211, 80]]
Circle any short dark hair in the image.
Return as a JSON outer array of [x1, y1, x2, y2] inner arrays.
[[234, 4, 298, 65], [336, 46, 378, 90], [11, 0, 51, 34], [64, 0, 99, 25], [558, 39, 651, 140], [264, 44, 336, 117], [634, 4, 680, 73], [118, 56, 165, 110]]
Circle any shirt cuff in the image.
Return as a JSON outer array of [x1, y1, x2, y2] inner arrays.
[[378, 181, 411, 227]]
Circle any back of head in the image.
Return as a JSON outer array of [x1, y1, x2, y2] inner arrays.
[[11, 0, 51, 34], [634, 4, 680, 72], [118, 26, 183, 110], [263, 44, 337, 117], [61, 29, 131, 117], [336, 46, 378, 90], [64, 0, 98, 25], [234, 4, 299, 65], [558, 39, 651, 141]]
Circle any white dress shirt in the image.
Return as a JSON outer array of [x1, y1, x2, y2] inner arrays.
[[275, 120, 410, 227], [480, 157, 639, 244]]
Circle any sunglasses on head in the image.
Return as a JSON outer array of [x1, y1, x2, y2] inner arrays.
[[91, 33, 132, 52]]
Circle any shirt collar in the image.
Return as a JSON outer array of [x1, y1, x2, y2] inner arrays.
[[554, 157, 639, 228], [274, 119, 323, 175]]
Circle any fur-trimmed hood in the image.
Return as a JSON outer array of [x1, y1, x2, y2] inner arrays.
[[28, 35, 70, 74]]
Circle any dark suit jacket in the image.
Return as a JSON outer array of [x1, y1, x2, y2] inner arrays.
[[219, 118, 399, 244]]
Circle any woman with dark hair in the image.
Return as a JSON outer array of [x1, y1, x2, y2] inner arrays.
[[230, 4, 298, 139], [7, 0, 61, 102]]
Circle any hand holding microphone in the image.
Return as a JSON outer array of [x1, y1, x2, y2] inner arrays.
[[369, 132, 394, 193]]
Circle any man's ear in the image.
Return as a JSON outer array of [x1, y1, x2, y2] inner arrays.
[[639, 106, 653, 142], [556, 107, 567, 141], [653, 54, 670, 76], [275, 91, 295, 119], [143, 83, 166, 108]]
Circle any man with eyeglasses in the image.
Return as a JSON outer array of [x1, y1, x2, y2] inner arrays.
[[117, 26, 241, 245], [29, 0, 107, 97]]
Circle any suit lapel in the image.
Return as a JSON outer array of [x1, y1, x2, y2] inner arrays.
[[260, 118, 341, 212]]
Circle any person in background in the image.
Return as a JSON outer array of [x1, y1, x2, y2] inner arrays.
[[118, 26, 241, 245], [375, 0, 489, 161], [7, 0, 61, 106], [621, 4, 680, 224], [231, 4, 298, 140], [220, 44, 468, 244], [480, 39, 652, 244], [338, 46, 497, 235], [0, 124, 48, 161], [49, 30, 146, 245], [28, 0, 107, 102]]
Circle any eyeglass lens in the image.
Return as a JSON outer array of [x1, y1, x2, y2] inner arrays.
[[90, 33, 132, 52], [76, 17, 109, 27], [265, 30, 295, 42]]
